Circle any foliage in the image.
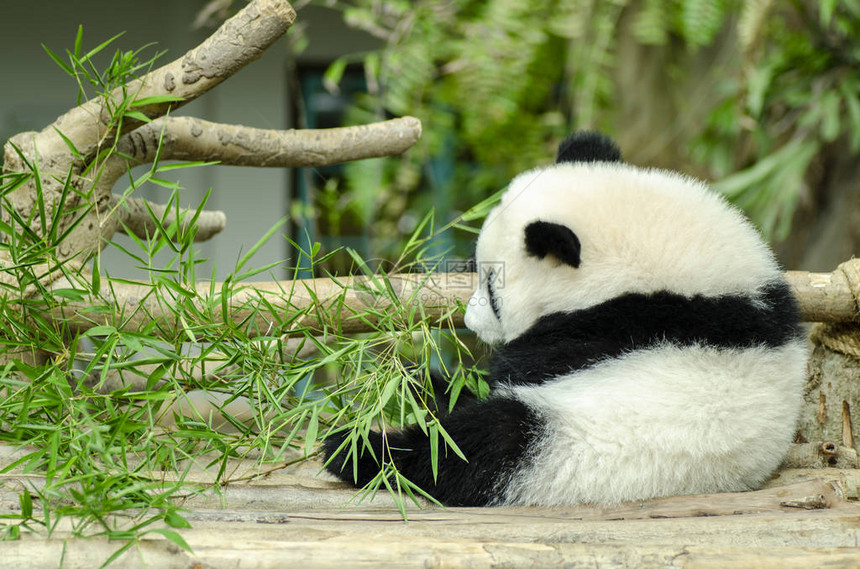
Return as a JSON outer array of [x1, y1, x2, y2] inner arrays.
[[0, 30, 490, 560], [701, 0, 860, 240], [305, 0, 860, 243]]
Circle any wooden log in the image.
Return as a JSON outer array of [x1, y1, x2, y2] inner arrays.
[[2, 449, 860, 569], [164, 476, 845, 516], [785, 269, 856, 323], [49, 273, 473, 338], [765, 468, 860, 499], [5, 537, 860, 569], [45, 269, 858, 339]]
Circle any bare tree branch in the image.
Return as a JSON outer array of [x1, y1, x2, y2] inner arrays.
[[108, 194, 227, 243], [100, 116, 422, 188], [33, 0, 297, 160], [2, 0, 299, 267], [786, 269, 855, 323], [1, 0, 425, 284], [50, 273, 470, 339]]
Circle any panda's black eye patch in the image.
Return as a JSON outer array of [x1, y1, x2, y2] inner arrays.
[[524, 221, 581, 268]]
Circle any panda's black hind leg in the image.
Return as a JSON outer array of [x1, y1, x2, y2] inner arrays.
[[323, 396, 543, 506]]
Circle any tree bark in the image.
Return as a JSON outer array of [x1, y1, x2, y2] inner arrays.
[[797, 346, 860, 455], [103, 116, 422, 180]]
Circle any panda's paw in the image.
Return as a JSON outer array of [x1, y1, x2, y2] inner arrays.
[[322, 429, 383, 488]]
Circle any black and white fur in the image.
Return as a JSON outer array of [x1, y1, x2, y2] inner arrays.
[[324, 132, 807, 507]]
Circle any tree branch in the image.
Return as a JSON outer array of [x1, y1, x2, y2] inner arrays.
[[100, 116, 422, 188], [32, 0, 297, 160], [2, 0, 298, 267], [45, 269, 856, 341], [785, 269, 855, 323], [50, 273, 470, 340], [108, 194, 227, 243]]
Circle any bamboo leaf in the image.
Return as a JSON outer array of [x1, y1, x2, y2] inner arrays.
[[42, 44, 74, 76], [19, 491, 32, 519], [130, 95, 184, 107], [164, 511, 192, 529], [149, 528, 193, 553]]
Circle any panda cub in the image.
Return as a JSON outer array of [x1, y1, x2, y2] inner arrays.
[[324, 132, 808, 507]]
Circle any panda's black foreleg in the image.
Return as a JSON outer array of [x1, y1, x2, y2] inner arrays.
[[323, 396, 542, 506]]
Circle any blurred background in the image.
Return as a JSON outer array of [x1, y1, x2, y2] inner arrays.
[[1, 0, 858, 280]]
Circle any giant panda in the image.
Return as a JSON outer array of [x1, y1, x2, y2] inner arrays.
[[324, 132, 808, 507]]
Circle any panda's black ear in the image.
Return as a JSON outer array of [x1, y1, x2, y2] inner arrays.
[[556, 131, 622, 164], [524, 221, 581, 268]]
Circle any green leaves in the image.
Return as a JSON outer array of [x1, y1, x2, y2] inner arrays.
[[634, 0, 729, 48], [149, 528, 192, 552], [679, 0, 726, 48], [695, 0, 860, 239], [321, 0, 860, 250]]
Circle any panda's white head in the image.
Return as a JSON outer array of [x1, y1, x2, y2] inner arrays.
[[463, 132, 782, 345]]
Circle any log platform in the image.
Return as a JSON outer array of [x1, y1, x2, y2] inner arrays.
[[4, 444, 860, 568]]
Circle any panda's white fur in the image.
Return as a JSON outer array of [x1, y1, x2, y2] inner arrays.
[[501, 342, 806, 505], [465, 162, 782, 344], [325, 132, 807, 507]]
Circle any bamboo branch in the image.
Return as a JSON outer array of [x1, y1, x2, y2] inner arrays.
[[100, 116, 422, 188], [45, 269, 857, 340], [108, 194, 227, 243]]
